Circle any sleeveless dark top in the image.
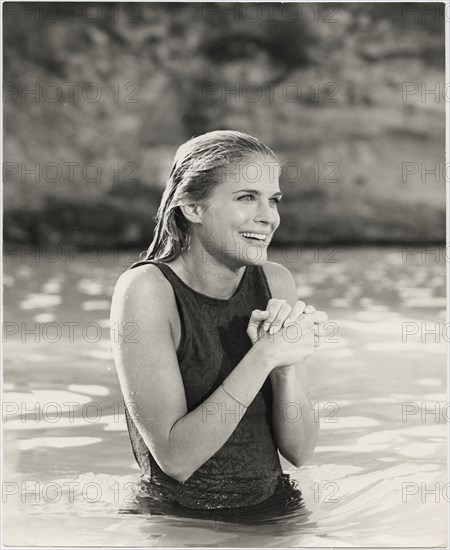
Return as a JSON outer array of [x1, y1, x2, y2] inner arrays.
[[123, 259, 285, 510]]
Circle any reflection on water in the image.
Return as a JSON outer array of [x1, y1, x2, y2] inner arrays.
[[3, 247, 447, 546], [127, 473, 306, 526]]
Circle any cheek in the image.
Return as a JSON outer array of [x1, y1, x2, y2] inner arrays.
[[223, 207, 247, 227]]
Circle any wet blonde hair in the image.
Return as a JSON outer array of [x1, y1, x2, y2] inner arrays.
[[143, 130, 278, 262]]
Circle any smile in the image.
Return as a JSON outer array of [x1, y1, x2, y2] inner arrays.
[[239, 232, 269, 244]]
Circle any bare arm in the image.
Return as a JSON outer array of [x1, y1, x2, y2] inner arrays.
[[110, 266, 275, 483], [270, 367, 320, 467], [263, 262, 320, 467]]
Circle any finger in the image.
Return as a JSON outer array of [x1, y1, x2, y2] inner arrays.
[[312, 325, 327, 346], [269, 303, 292, 334], [305, 310, 328, 324], [304, 304, 316, 314], [263, 299, 288, 332], [294, 318, 318, 336], [284, 300, 306, 327], [315, 325, 327, 337], [247, 310, 270, 344]]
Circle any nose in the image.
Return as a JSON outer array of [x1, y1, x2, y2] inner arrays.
[[254, 199, 277, 226]]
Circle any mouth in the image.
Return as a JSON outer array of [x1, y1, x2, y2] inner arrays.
[[239, 232, 269, 245]]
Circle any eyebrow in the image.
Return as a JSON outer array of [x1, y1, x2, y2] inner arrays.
[[232, 189, 283, 198]]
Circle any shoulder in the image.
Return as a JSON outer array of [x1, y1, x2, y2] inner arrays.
[[261, 261, 298, 306], [113, 263, 170, 299], [111, 263, 176, 319]]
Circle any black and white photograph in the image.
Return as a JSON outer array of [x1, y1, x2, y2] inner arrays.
[[2, 1, 448, 547]]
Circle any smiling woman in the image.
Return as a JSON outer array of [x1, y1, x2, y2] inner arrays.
[[110, 130, 327, 515]]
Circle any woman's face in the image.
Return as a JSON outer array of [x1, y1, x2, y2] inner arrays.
[[196, 155, 282, 267]]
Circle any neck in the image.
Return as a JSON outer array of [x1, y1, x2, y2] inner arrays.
[[168, 242, 246, 300]]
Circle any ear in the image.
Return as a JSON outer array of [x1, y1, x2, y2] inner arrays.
[[179, 203, 204, 224]]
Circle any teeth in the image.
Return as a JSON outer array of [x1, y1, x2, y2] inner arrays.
[[240, 232, 266, 241]]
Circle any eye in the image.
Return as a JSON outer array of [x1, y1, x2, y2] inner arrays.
[[238, 194, 281, 206], [238, 194, 255, 201]]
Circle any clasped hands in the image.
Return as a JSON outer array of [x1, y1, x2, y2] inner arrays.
[[247, 299, 329, 349]]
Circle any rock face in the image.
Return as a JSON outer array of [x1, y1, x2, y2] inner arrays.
[[3, 3, 445, 247]]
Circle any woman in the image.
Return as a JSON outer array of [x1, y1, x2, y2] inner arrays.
[[110, 130, 328, 514]]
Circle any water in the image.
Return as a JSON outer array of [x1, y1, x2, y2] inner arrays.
[[3, 246, 447, 546]]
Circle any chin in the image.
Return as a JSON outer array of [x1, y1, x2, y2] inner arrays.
[[238, 244, 268, 266]]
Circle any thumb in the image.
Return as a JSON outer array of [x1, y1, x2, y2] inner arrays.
[[247, 310, 270, 344], [250, 309, 270, 321]]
